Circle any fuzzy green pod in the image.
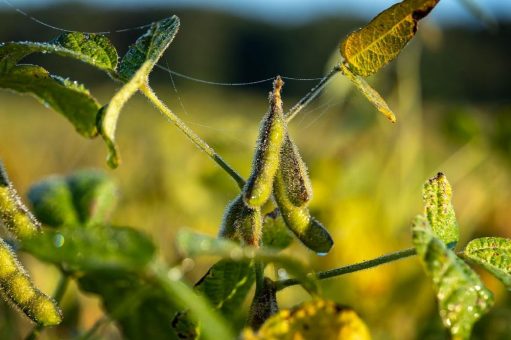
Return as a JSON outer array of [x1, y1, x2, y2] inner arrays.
[[279, 134, 312, 208], [218, 195, 244, 241], [0, 239, 62, 326], [237, 205, 263, 247], [243, 77, 286, 208], [0, 161, 40, 239], [273, 171, 333, 255], [27, 176, 78, 228]]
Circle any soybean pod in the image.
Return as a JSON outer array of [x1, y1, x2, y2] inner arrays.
[[0, 161, 40, 239], [243, 77, 286, 208], [279, 134, 313, 208], [273, 170, 333, 255], [0, 239, 62, 326]]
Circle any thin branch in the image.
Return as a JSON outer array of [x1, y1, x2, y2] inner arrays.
[[275, 247, 417, 290], [140, 83, 246, 189], [285, 64, 342, 123]]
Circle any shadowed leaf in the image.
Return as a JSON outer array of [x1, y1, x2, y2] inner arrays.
[[341, 0, 440, 76], [0, 65, 100, 137]]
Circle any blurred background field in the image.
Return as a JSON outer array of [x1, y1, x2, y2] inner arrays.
[[1, 0, 511, 339]]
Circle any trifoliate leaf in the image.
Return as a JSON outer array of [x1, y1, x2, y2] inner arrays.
[[413, 216, 494, 339], [340, 0, 440, 76], [243, 299, 371, 340], [0, 65, 101, 137], [464, 237, 511, 290], [422, 172, 459, 247]]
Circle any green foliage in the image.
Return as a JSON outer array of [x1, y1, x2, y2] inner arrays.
[[422, 172, 459, 247], [118, 16, 180, 81], [0, 65, 101, 137], [261, 213, 293, 250], [464, 237, 511, 289], [340, 0, 440, 76], [412, 216, 494, 339], [177, 229, 318, 293]]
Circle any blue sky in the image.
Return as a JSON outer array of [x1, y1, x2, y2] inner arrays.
[[1, 0, 510, 25]]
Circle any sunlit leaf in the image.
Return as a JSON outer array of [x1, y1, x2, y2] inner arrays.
[[243, 299, 371, 340], [0, 64, 100, 137], [118, 15, 180, 81], [412, 216, 494, 339], [340, 62, 396, 123], [0, 32, 118, 76], [97, 61, 152, 168], [340, 0, 440, 76], [464, 237, 511, 289], [176, 229, 317, 293], [422, 172, 459, 247], [22, 224, 155, 272]]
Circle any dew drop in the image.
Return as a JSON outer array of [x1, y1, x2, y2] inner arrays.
[[53, 234, 65, 248]]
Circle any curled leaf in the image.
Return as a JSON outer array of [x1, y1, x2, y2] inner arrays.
[[0, 65, 101, 137], [464, 237, 511, 290], [341, 0, 440, 76], [243, 77, 286, 208], [340, 62, 396, 123], [422, 172, 459, 247], [413, 216, 494, 339]]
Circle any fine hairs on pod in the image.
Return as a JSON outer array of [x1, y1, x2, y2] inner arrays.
[[0, 239, 62, 326], [243, 76, 286, 208], [0, 161, 41, 239], [219, 194, 262, 247]]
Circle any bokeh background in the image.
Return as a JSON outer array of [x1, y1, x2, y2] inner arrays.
[[1, 0, 511, 338]]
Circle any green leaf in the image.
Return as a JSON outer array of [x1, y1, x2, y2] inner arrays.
[[27, 176, 78, 228], [412, 216, 494, 339], [0, 32, 118, 76], [243, 299, 371, 340], [262, 213, 293, 250], [195, 259, 255, 316], [464, 237, 511, 289], [340, 0, 440, 76], [176, 229, 318, 293], [422, 172, 459, 247], [97, 61, 152, 168], [118, 15, 180, 82], [66, 169, 118, 225], [22, 224, 155, 272], [78, 270, 182, 340], [340, 62, 396, 123], [0, 64, 100, 137]]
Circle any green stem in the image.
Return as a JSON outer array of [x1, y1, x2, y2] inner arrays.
[[275, 247, 416, 291], [140, 83, 246, 189], [25, 275, 69, 340], [285, 64, 342, 123], [254, 261, 265, 296]]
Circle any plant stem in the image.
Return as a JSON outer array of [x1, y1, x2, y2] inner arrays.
[[25, 275, 69, 340], [275, 247, 417, 291], [140, 83, 246, 189], [285, 64, 342, 123]]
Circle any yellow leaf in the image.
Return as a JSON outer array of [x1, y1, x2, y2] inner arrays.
[[243, 299, 371, 340], [340, 0, 440, 76], [341, 63, 396, 123]]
